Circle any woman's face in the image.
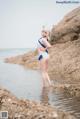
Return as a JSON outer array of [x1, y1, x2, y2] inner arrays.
[[41, 31, 47, 37]]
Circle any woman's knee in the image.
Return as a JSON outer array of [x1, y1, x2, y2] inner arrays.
[[39, 60, 44, 70], [44, 59, 49, 70], [39, 59, 48, 72]]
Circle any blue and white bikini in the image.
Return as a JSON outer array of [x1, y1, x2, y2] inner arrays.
[[37, 37, 49, 61]]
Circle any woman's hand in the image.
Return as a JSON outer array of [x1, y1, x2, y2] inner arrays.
[[39, 47, 46, 52]]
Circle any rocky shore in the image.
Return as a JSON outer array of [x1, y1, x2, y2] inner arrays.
[[0, 87, 76, 119], [5, 7, 80, 97], [5, 50, 38, 70]]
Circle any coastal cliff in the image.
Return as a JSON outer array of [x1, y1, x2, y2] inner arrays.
[[49, 6, 80, 81]]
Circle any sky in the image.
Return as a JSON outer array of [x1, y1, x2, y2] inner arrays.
[[0, 0, 80, 48]]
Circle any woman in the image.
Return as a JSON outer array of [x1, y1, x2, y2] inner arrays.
[[37, 29, 52, 87]]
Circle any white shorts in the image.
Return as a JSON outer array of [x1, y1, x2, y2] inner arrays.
[[38, 52, 49, 60]]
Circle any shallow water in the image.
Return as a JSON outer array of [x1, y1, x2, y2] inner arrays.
[[0, 49, 80, 119]]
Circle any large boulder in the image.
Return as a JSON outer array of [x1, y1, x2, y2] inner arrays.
[[49, 7, 80, 82], [50, 7, 80, 44]]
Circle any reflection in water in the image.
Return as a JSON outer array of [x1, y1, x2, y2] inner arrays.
[[41, 87, 49, 104], [40, 86, 80, 119], [59, 91, 80, 118], [40, 86, 54, 104], [49, 88, 80, 119]]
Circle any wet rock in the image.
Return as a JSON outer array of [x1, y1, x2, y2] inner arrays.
[[64, 85, 80, 97], [0, 87, 76, 119], [5, 50, 39, 70]]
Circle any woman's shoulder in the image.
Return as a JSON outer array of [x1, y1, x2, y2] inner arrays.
[[38, 37, 47, 45], [40, 37, 46, 42]]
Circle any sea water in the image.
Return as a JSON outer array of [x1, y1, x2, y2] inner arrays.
[[0, 48, 80, 118]]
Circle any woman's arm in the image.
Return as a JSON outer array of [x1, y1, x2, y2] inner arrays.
[[39, 39, 52, 52], [43, 38, 52, 48]]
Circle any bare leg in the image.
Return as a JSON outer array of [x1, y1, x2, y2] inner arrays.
[[45, 72, 51, 85], [45, 59, 48, 72], [45, 59, 51, 86], [39, 60, 47, 87], [42, 72, 48, 87], [39, 58, 51, 87], [42, 59, 51, 87]]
